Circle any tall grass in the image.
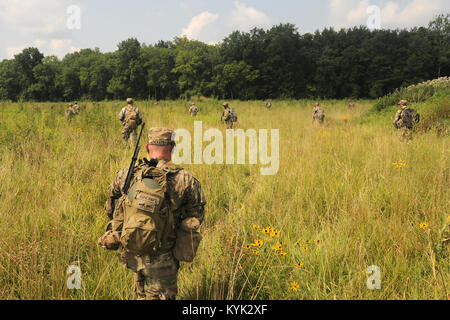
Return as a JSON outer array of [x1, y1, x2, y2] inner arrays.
[[0, 99, 448, 300]]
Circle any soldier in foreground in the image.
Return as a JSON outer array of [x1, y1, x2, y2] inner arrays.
[[119, 98, 143, 147], [312, 102, 325, 125], [221, 102, 237, 129], [393, 100, 420, 140], [65, 103, 76, 121], [189, 101, 199, 117], [99, 127, 206, 300]]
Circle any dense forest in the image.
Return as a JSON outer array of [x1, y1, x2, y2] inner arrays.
[[0, 14, 448, 102]]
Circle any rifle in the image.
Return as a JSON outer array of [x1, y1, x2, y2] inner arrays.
[[122, 122, 146, 194]]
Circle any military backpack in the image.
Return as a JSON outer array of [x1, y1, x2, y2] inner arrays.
[[118, 164, 182, 256], [124, 106, 138, 131]]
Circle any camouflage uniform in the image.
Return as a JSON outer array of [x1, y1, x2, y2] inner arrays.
[[312, 104, 325, 124], [104, 128, 206, 300], [73, 102, 81, 114], [65, 104, 76, 121], [119, 99, 143, 147], [348, 102, 355, 110], [265, 100, 272, 109], [189, 103, 199, 117], [393, 100, 419, 141], [221, 103, 234, 129]]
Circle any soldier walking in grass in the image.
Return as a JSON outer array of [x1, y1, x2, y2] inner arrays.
[[99, 127, 206, 300], [65, 103, 76, 121], [312, 102, 325, 125], [348, 101, 355, 110], [221, 102, 237, 129], [189, 101, 199, 117], [73, 101, 81, 114], [393, 100, 420, 141], [119, 98, 143, 147], [265, 100, 272, 109]]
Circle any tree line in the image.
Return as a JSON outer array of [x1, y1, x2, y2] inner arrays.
[[0, 14, 448, 102]]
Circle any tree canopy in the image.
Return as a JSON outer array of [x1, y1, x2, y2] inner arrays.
[[0, 14, 449, 102]]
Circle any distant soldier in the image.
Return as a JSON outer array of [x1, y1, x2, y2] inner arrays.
[[265, 100, 272, 109], [73, 101, 81, 114], [65, 104, 76, 121], [312, 103, 325, 125], [189, 102, 199, 117], [348, 101, 355, 110], [393, 100, 420, 140], [221, 102, 237, 129], [99, 127, 206, 300], [119, 98, 143, 147]]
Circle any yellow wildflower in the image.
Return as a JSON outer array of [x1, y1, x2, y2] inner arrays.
[[272, 243, 283, 251], [290, 281, 299, 291], [270, 231, 280, 238], [419, 222, 429, 230], [279, 251, 287, 257], [295, 262, 304, 268], [253, 239, 264, 247]]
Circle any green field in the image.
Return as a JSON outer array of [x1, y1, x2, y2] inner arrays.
[[0, 97, 448, 300]]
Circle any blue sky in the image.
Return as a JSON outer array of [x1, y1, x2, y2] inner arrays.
[[0, 0, 448, 60]]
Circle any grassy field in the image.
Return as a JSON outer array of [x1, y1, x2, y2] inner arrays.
[[0, 97, 448, 300]]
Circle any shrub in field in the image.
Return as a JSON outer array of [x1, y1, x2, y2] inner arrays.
[[371, 77, 450, 112]]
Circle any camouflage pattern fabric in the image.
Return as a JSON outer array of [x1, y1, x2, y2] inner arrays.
[[105, 158, 206, 300], [221, 108, 234, 129], [65, 107, 76, 120], [134, 252, 179, 300], [119, 105, 142, 146], [122, 126, 137, 147], [189, 105, 199, 116], [74, 104, 81, 114], [313, 106, 325, 124]]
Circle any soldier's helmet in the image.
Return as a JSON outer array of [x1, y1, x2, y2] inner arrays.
[[314, 103, 320, 107], [398, 100, 408, 106], [74, 101, 78, 104], [223, 102, 229, 108], [127, 98, 133, 105], [69, 103, 73, 107]]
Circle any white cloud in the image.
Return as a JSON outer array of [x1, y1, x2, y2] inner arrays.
[[182, 11, 220, 40], [381, 0, 449, 28], [0, 0, 71, 37], [329, 0, 450, 29], [6, 39, 79, 59], [229, 1, 270, 31]]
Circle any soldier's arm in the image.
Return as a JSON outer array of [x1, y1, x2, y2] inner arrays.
[[393, 110, 401, 127], [105, 167, 128, 220], [136, 108, 143, 125], [118, 108, 125, 122]]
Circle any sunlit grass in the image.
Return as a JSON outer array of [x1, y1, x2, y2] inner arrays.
[[0, 98, 448, 300]]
